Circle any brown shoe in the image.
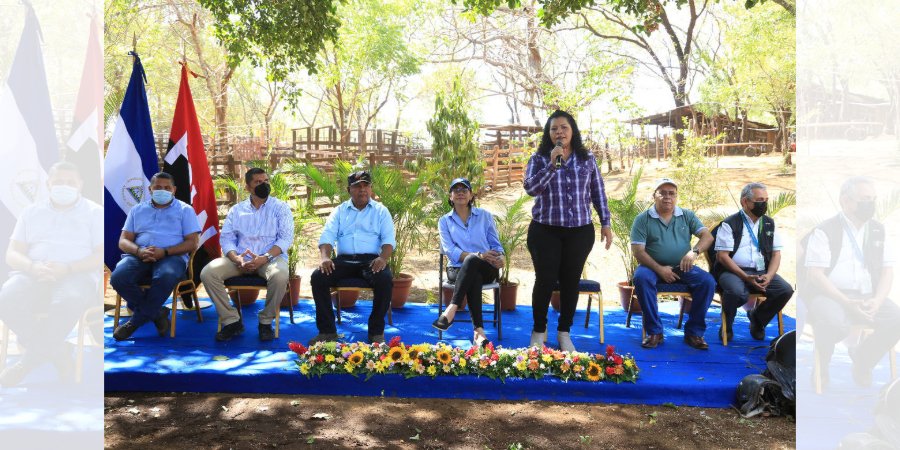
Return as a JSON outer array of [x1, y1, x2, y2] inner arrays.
[[641, 333, 664, 349], [684, 335, 709, 350]]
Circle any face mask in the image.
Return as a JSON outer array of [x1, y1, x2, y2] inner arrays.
[[855, 201, 876, 221], [750, 201, 767, 217], [254, 182, 271, 199], [49, 185, 79, 206], [151, 189, 174, 205]]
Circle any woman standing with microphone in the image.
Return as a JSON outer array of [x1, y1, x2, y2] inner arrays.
[[524, 110, 613, 352]]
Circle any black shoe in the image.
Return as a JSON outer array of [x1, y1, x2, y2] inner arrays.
[[113, 321, 140, 341], [154, 307, 171, 337], [748, 311, 766, 340], [432, 315, 453, 331], [215, 321, 245, 342], [849, 346, 873, 388], [52, 349, 76, 383], [641, 334, 664, 349], [684, 335, 710, 350], [0, 360, 37, 387], [718, 325, 734, 342], [258, 323, 275, 341]]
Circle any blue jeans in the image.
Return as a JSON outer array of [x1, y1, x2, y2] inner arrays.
[[110, 255, 186, 327], [633, 264, 716, 337]]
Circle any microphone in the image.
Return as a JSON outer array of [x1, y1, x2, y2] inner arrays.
[[554, 140, 563, 168]]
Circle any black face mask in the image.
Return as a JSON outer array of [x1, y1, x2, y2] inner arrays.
[[254, 182, 271, 199], [750, 201, 768, 217], [855, 200, 876, 222]]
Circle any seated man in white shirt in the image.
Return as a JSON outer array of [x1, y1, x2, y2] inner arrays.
[[0, 162, 102, 386], [805, 176, 900, 387], [713, 182, 794, 342]]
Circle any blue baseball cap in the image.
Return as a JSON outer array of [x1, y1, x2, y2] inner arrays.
[[448, 178, 472, 193]]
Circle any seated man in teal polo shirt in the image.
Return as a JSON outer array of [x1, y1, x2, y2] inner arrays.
[[630, 178, 715, 350], [307, 170, 396, 345], [110, 172, 200, 341]]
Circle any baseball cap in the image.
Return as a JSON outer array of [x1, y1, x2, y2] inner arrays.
[[347, 170, 372, 186], [653, 178, 677, 192], [448, 177, 472, 193]]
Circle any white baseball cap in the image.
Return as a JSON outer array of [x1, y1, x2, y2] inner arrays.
[[653, 178, 678, 192]]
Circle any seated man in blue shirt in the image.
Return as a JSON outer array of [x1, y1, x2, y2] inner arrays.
[[630, 178, 715, 350], [110, 172, 200, 340], [308, 170, 396, 345], [201, 167, 294, 342]]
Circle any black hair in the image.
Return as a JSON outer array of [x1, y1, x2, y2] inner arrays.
[[245, 167, 267, 185], [537, 110, 588, 158], [150, 171, 174, 183]]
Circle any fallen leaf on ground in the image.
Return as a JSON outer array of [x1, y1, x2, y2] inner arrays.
[[290, 400, 301, 407], [311, 413, 331, 420], [126, 408, 140, 415]]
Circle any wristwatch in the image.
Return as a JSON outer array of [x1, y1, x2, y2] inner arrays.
[[262, 253, 274, 262], [691, 246, 700, 255]]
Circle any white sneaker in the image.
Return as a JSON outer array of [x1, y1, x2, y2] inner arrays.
[[557, 331, 576, 353], [529, 331, 547, 348]]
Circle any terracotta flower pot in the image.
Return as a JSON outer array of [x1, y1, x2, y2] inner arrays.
[[331, 290, 359, 308], [499, 282, 518, 311], [617, 281, 641, 314], [229, 289, 260, 306], [280, 275, 301, 308], [391, 273, 413, 308], [441, 286, 467, 310]]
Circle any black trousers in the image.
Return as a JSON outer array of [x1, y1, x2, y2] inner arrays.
[[310, 254, 393, 335], [446, 254, 499, 329], [718, 269, 794, 328], [527, 221, 595, 333]]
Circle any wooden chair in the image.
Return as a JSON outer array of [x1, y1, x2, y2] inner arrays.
[[437, 253, 501, 340], [677, 292, 784, 346], [219, 275, 295, 339], [112, 250, 203, 337], [0, 320, 8, 372], [628, 282, 693, 340], [813, 328, 898, 394], [330, 278, 393, 326], [552, 271, 603, 343], [75, 305, 105, 383]]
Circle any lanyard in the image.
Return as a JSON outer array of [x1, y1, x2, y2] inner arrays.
[[840, 216, 866, 263], [739, 211, 764, 253]]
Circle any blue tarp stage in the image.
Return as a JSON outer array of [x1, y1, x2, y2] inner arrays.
[[104, 297, 795, 408]]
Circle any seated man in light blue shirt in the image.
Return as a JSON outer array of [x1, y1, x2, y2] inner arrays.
[[308, 170, 396, 345], [110, 172, 200, 341], [201, 167, 294, 342]]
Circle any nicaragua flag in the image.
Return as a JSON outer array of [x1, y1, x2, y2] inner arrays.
[[65, 14, 103, 204], [163, 63, 221, 305], [0, 3, 57, 275], [103, 53, 157, 270]]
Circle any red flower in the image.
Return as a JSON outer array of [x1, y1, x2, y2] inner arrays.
[[606, 345, 615, 357], [490, 352, 499, 362], [485, 342, 495, 352], [465, 346, 476, 358], [613, 355, 623, 365], [605, 366, 616, 376], [573, 356, 580, 363], [388, 336, 402, 348], [288, 341, 308, 355], [315, 354, 324, 363]]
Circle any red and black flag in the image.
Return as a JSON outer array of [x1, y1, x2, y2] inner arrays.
[[163, 63, 221, 306]]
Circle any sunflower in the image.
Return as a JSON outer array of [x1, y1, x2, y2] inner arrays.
[[586, 362, 602, 381], [348, 351, 364, 365], [387, 346, 406, 363], [436, 350, 453, 365]]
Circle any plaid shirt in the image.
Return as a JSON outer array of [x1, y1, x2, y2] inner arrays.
[[524, 151, 610, 228]]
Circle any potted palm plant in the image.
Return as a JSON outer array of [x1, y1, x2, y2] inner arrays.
[[607, 167, 650, 312], [494, 194, 530, 311]]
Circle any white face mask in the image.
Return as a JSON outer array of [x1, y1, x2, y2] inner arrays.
[[50, 185, 79, 206]]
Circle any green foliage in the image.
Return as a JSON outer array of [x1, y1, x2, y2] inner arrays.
[[669, 128, 723, 213], [199, 0, 342, 78], [369, 165, 434, 276], [607, 166, 650, 282], [425, 75, 484, 194], [493, 195, 531, 285], [454, 0, 699, 28]]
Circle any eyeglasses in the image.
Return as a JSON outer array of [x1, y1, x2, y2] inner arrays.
[[450, 187, 471, 194], [657, 190, 677, 198]]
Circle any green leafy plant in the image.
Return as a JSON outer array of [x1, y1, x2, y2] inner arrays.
[[425, 75, 484, 195], [494, 195, 531, 285], [370, 165, 433, 276], [607, 166, 651, 283], [670, 127, 724, 212]]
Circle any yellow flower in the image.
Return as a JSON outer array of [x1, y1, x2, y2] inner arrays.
[[442, 364, 451, 373], [387, 346, 407, 363], [436, 350, 453, 365], [625, 359, 635, 369], [560, 362, 570, 373], [325, 354, 336, 363], [344, 362, 355, 373], [427, 365, 437, 376], [348, 351, 364, 365], [375, 361, 387, 374], [299, 364, 309, 375], [515, 360, 527, 371], [541, 354, 552, 364], [459, 359, 467, 368], [586, 362, 602, 381]]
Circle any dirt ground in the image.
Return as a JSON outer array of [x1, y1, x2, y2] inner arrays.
[[103, 154, 797, 449], [104, 393, 795, 449]]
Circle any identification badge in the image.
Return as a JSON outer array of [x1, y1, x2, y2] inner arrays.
[[754, 254, 765, 271], [860, 271, 873, 295]]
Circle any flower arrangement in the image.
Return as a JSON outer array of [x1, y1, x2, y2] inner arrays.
[[288, 336, 639, 383]]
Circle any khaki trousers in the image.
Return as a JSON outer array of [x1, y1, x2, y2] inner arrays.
[[200, 256, 289, 326]]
